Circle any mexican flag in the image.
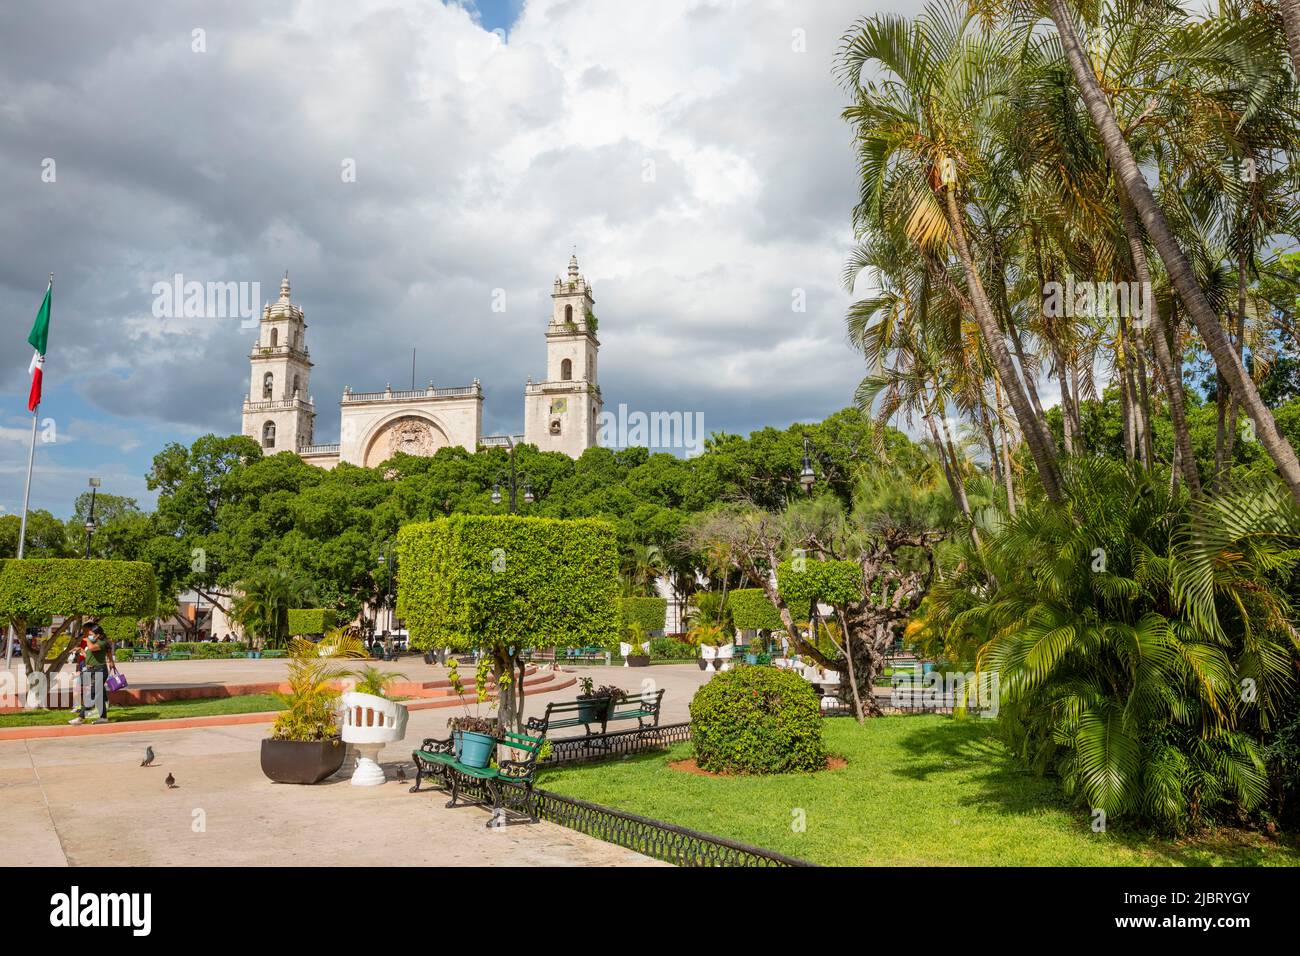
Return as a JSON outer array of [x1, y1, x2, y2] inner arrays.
[[27, 281, 51, 412]]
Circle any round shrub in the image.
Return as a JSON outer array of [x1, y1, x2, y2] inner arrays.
[[689, 666, 826, 774]]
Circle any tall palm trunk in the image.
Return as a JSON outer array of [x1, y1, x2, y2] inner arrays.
[[1281, 0, 1300, 76], [926, 412, 982, 548], [942, 187, 1065, 502], [1119, 172, 1200, 493], [993, 372, 1018, 515], [1049, 0, 1300, 499], [1224, 253, 1249, 469]]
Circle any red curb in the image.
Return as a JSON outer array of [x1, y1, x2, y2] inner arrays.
[[0, 674, 576, 741]]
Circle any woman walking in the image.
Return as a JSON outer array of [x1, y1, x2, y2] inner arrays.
[[69, 624, 113, 725]]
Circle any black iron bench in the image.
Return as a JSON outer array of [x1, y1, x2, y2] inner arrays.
[[527, 688, 665, 738], [409, 730, 543, 826]]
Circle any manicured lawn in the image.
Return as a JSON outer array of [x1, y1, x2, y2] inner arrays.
[[0, 694, 284, 728], [538, 715, 1300, 866]]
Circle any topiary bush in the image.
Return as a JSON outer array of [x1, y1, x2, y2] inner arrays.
[[286, 608, 336, 636], [689, 666, 827, 774], [616, 596, 667, 635]]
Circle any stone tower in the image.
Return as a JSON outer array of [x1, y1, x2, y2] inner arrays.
[[241, 272, 315, 453], [523, 253, 602, 456]]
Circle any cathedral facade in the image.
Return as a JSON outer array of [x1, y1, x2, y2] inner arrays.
[[240, 255, 603, 467]]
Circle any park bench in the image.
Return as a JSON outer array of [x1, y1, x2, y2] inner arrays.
[[530, 647, 558, 663], [527, 688, 665, 739], [409, 729, 544, 825]]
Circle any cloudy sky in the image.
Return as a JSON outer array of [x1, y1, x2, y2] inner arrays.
[[0, 0, 932, 517]]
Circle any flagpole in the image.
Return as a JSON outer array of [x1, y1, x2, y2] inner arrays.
[[6, 273, 51, 674]]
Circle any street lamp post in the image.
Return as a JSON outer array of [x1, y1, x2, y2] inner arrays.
[[377, 540, 395, 634], [490, 437, 534, 514], [799, 437, 817, 494], [83, 477, 101, 558]]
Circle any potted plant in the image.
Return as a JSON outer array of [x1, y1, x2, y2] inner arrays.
[[622, 621, 651, 667], [687, 622, 733, 671], [444, 656, 498, 769], [260, 630, 368, 784], [575, 676, 626, 725]]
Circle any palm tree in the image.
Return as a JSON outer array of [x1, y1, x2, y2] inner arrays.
[[231, 566, 317, 649], [839, 3, 1066, 502], [928, 458, 1299, 826], [1044, 0, 1300, 504]]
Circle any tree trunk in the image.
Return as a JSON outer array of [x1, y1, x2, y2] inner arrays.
[[1119, 174, 1201, 493], [1134, 333, 1155, 466], [1051, 0, 1300, 504], [1281, 0, 1300, 77], [977, 396, 1003, 485], [941, 186, 1065, 502], [1222, 254, 1248, 479], [927, 414, 982, 547], [835, 607, 866, 724], [993, 372, 1018, 515]]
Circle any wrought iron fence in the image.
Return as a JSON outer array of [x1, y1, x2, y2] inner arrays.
[[531, 789, 813, 867], [541, 721, 692, 766]]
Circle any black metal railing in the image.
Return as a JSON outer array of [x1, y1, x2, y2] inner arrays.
[[541, 721, 692, 766], [530, 789, 813, 867]]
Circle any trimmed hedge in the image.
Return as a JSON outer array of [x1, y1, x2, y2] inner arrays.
[[0, 559, 157, 623], [99, 615, 143, 643], [776, 559, 862, 610], [728, 588, 784, 631], [396, 515, 620, 652], [617, 596, 667, 634], [286, 608, 336, 636], [689, 666, 827, 774], [649, 636, 696, 660]]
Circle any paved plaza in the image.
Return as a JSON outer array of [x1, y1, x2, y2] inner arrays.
[[0, 660, 709, 867]]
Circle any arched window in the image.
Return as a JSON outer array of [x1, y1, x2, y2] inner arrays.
[[262, 421, 276, 449], [292, 374, 300, 397], [561, 358, 572, 381], [262, 372, 274, 399], [564, 304, 573, 323], [270, 328, 278, 348]]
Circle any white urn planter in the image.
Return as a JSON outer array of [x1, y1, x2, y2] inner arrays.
[[339, 692, 409, 786], [700, 643, 736, 672]]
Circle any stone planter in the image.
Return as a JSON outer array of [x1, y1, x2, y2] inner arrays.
[[626, 655, 651, 667], [260, 738, 346, 784]]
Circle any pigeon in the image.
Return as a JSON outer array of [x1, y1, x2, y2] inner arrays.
[[395, 765, 407, 783], [141, 746, 155, 767], [165, 773, 177, 789]]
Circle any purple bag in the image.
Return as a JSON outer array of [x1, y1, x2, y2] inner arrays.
[[105, 669, 128, 692]]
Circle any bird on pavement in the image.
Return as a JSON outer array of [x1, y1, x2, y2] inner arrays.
[[395, 765, 407, 783], [165, 773, 177, 789], [141, 746, 155, 767]]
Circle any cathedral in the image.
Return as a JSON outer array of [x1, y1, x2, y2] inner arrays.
[[240, 255, 604, 468]]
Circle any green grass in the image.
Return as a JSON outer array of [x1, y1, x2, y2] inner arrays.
[[538, 715, 1300, 866], [0, 694, 285, 728]]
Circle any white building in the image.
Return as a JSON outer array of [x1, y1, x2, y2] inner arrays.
[[240, 255, 604, 467]]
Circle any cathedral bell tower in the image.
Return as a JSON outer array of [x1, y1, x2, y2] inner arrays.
[[241, 272, 315, 453], [523, 253, 602, 456]]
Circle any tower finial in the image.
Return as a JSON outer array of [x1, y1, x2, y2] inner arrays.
[[279, 271, 291, 301], [567, 251, 579, 279]]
